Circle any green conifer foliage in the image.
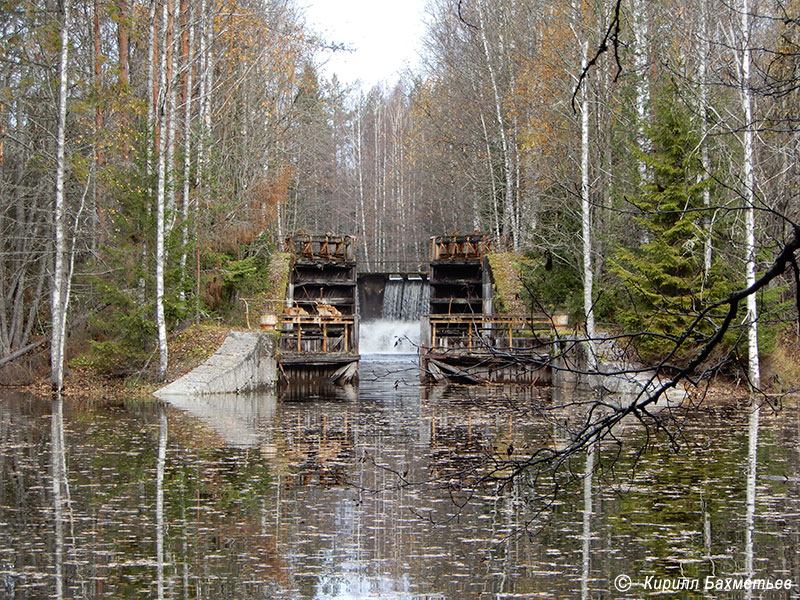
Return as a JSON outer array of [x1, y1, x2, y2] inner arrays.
[[612, 92, 735, 363]]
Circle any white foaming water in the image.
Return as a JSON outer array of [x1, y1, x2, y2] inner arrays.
[[359, 319, 420, 355]]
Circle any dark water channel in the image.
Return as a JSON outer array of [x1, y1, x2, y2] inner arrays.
[[1, 355, 799, 599]]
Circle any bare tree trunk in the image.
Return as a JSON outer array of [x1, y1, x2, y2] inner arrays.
[[580, 40, 597, 370], [478, 110, 501, 240], [141, 0, 158, 305], [740, 0, 760, 389], [373, 102, 380, 268], [194, 0, 212, 325], [155, 0, 170, 381], [633, 0, 650, 184], [117, 0, 130, 160], [699, 0, 713, 287], [165, 0, 178, 236], [51, 0, 72, 391], [92, 0, 104, 252], [117, 0, 129, 86], [179, 4, 194, 303], [354, 100, 370, 269], [476, 0, 515, 249]]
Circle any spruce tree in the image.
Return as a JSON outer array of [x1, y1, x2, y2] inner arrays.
[[612, 92, 733, 362]]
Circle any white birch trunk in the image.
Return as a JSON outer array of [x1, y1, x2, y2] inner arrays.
[[51, 0, 72, 391], [700, 0, 713, 286], [477, 0, 515, 249], [479, 110, 501, 239], [194, 0, 211, 324], [373, 103, 380, 267], [179, 16, 194, 303], [141, 0, 157, 305], [165, 0, 178, 236], [355, 102, 370, 269], [580, 40, 597, 370], [633, 0, 650, 184], [195, 0, 213, 197], [740, 0, 760, 389], [155, 0, 170, 381], [195, 0, 207, 190]]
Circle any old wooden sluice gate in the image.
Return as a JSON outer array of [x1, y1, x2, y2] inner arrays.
[[274, 232, 564, 386], [420, 234, 557, 384], [277, 234, 359, 384]]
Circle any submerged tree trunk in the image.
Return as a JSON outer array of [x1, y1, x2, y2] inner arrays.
[[51, 0, 72, 391]]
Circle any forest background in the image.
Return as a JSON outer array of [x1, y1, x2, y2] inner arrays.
[[1, 0, 799, 391]]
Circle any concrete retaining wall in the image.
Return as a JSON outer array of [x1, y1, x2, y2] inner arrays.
[[154, 331, 277, 398]]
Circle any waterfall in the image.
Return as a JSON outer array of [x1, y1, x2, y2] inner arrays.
[[360, 319, 420, 354], [382, 278, 429, 321], [359, 276, 428, 354]]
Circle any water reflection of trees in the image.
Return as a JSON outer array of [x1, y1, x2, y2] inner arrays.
[[0, 379, 798, 598]]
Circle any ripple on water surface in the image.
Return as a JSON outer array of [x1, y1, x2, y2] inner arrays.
[[0, 368, 798, 599]]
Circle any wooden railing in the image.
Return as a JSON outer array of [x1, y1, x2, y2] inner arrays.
[[429, 234, 492, 261], [279, 315, 358, 354], [423, 314, 566, 352], [285, 234, 356, 262]]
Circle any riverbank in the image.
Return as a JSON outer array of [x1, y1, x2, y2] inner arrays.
[[16, 323, 231, 402], [5, 323, 798, 405]]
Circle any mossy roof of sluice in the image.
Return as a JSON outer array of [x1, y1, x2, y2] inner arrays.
[[486, 252, 532, 315], [263, 252, 292, 314]]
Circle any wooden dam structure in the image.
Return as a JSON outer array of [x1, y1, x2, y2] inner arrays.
[[272, 232, 565, 386], [277, 234, 360, 384], [420, 234, 560, 384]]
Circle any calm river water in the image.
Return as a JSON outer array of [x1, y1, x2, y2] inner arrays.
[[1, 354, 798, 599]]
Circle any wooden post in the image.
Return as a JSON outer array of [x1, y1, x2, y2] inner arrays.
[[297, 321, 302, 352], [323, 322, 327, 352]]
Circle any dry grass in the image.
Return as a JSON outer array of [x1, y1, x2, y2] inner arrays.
[[487, 252, 532, 315], [18, 323, 230, 402], [762, 328, 800, 395]]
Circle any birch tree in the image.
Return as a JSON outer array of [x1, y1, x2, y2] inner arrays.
[[698, 0, 714, 285], [569, 0, 601, 369], [738, 0, 760, 389], [51, 0, 73, 391], [155, 0, 170, 381], [179, 3, 194, 303], [475, 0, 517, 250], [631, 0, 650, 184]]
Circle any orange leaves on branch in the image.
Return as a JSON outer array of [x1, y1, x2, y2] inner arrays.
[[205, 166, 293, 252]]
